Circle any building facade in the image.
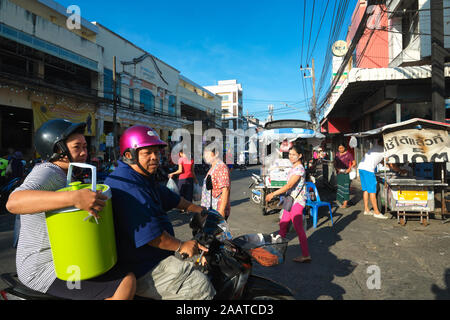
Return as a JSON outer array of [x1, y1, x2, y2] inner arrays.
[[321, 0, 450, 147], [0, 0, 102, 158], [204, 80, 244, 130], [319, 0, 450, 185], [0, 0, 222, 161]]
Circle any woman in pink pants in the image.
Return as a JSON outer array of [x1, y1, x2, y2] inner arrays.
[[266, 143, 311, 263]]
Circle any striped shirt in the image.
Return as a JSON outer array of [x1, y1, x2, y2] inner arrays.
[[12, 162, 67, 293]]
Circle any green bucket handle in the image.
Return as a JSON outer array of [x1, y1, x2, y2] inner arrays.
[[67, 163, 99, 224], [67, 162, 97, 192]]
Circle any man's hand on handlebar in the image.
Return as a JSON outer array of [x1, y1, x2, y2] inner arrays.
[[178, 240, 209, 259]]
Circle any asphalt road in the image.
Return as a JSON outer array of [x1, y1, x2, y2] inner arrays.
[[1, 166, 450, 300]]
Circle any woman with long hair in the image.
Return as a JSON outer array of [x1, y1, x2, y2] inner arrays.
[[265, 144, 311, 263]]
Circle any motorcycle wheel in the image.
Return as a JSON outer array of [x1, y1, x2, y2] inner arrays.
[[243, 275, 295, 300], [247, 294, 295, 300]]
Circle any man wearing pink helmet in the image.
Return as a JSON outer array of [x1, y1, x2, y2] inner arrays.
[[104, 125, 215, 300]]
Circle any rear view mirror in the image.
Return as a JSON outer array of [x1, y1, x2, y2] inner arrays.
[[189, 210, 208, 234]]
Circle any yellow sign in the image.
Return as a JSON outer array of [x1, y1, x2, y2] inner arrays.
[[32, 102, 95, 136], [398, 191, 428, 202], [332, 40, 348, 57]]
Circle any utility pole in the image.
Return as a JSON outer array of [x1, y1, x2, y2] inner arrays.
[[300, 59, 317, 128], [431, 0, 446, 122], [268, 104, 274, 122], [311, 58, 317, 128], [112, 56, 118, 162]]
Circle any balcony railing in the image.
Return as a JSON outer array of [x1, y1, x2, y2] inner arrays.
[[0, 63, 98, 97]]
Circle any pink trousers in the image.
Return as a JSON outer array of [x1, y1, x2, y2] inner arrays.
[[279, 203, 310, 257]]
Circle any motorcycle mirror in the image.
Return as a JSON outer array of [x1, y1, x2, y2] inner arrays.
[[189, 210, 208, 233]]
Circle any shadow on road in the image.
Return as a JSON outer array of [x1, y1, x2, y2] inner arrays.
[[259, 208, 360, 300], [431, 269, 450, 300]]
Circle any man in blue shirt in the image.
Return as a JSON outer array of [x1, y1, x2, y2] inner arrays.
[[105, 125, 215, 300]]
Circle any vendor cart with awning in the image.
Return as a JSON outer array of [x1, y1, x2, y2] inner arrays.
[[346, 118, 450, 225], [255, 120, 325, 215]]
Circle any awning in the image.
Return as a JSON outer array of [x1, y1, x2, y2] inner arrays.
[[344, 118, 450, 137], [322, 65, 450, 120]]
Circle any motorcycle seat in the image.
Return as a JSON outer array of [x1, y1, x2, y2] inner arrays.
[[1, 273, 61, 300]]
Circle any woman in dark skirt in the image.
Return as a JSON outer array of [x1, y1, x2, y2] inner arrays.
[[334, 144, 356, 208], [169, 150, 198, 202]]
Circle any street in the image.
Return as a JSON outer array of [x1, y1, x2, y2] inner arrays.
[[1, 166, 449, 300]]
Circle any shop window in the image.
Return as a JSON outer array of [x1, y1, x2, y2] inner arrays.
[[104, 68, 113, 100], [140, 89, 155, 112], [169, 95, 176, 116], [129, 88, 134, 108], [401, 102, 432, 121]]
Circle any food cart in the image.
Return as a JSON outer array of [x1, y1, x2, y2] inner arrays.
[[255, 119, 325, 215], [346, 118, 450, 226]]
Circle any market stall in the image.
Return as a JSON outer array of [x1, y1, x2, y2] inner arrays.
[[255, 120, 325, 215], [346, 118, 450, 225]]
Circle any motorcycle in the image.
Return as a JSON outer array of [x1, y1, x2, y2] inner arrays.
[[183, 209, 294, 300], [248, 174, 264, 205], [0, 209, 294, 300]]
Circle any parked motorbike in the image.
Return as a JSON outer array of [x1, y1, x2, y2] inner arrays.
[[1, 209, 294, 300], [248, 174, 264, 205]]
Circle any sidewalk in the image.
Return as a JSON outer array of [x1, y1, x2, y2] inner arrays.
[[290, 179, 450, 299]]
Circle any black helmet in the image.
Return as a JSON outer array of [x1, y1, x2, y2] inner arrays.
[[35, 119, 86, 161]]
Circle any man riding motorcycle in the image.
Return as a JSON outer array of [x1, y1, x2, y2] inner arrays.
[[104, 125, 215, 300]]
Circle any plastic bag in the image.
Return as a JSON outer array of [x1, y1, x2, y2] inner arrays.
[[349, 136, 358, 148], [193, 183, 202, 201], [349, 168, 357, 180], [166, 178, 179, 195]]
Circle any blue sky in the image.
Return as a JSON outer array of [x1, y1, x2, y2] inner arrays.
[[58, 0, 356, 122]]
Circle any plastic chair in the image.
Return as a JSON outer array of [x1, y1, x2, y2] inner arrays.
[[305, 182, 333, 229]]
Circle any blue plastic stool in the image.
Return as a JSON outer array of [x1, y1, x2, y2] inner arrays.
[[305, 182, 334, 229]]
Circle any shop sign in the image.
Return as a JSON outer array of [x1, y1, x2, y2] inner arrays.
[[32, 102, 96, 136], [383, 128, 450, 163]]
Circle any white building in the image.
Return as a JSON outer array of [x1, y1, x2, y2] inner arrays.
[[92, 22, 191, 152], [204, 80, 244, 130]]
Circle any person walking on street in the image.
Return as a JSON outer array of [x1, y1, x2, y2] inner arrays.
[[201, 148, 231, 221], [6, 119, 136, 300], [168, 149, 198, 203], [334, 144, 356, 208], [265, 143, 311, 263]]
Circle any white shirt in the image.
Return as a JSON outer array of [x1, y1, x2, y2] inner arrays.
[[357, 144, 385, 173]]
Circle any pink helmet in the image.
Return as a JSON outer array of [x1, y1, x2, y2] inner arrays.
[[120, 125, 167, 156]]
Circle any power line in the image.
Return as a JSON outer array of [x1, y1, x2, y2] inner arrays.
[[306, 0, 331, 64], [306, 0, 316, 63]]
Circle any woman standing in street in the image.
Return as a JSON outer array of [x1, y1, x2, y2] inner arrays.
[[334, 144, 356, 209], [265, 144, 311, 263], [169, 149, 198, 203], [201, 148, 231, 220]]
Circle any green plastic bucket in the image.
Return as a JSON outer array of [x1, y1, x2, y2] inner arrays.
[[46, 163, 117, 281]]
